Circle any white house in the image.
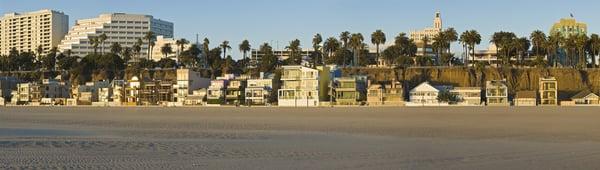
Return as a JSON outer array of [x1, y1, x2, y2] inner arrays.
[[245, 74, 274, 106], [278, 66, 320, 107], [407, 82, 451, 106]]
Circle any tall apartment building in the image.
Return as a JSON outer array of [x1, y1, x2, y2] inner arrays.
[[58, 13, 173, 58], [0, 9, 69, 56]]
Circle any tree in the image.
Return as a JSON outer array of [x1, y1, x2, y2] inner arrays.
[[110, 42, 122, 54], [175, 38, 189, 65], [202, 38, 210, 68], [133, 38, 143, 60], [144, 31, 156, 60], [561, 35, 577, 67], [340, 31, 350, 49], [323, 37, 340, 63], [459, 30, 481, 66], [491, 31, 517, 65], [285, 39, 302, 65], [530, 30, 547, 59], [98, 33, 108, 55], [587, 34, 600, 68], [349, 33, 364, 66], [312, 33, 323, 67], [546, 32, 562, 67], [575, 34, 589, 68], [258, 43, 277, 73], [90, 36, 100, 55], [36, 45, 44, 61], [437, 90, 458, 103], [121, 47, 132, 63], [514, 37, 531, 65], [371, 29, 386, 62], [239, 39, 251, 68], [161, 43, 173, 59], [220, 41, 232, 59]]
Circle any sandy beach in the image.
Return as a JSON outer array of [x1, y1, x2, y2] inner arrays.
[[1, 106, 600, 169]]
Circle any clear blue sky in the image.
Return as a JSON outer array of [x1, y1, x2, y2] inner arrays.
[[1, 0, 598, 59]]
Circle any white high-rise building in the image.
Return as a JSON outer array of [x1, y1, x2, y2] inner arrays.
[[0, 9, 69, 56], [58, 13, 173, 58]]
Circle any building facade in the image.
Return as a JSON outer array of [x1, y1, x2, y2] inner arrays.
[[366, 81, 404, 106], [332, 76, 367, 105], [151, 36, 195, 61], [539, 77, 558, 105], [410, 11, 442, 45], [450, 87, 482, 106], [514, 91, 537, 106], [550, 17, 587, 37], [408, 82, 451, 106], [486, 80, 509, 106], [58, 13, 173, 58], [278, 66, 320, 107], [245, 76, 274, 106], [0, 9, 69, 56]]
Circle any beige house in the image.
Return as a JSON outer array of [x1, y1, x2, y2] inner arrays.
[[366, 81, 404, 106], [245, 75, 274, 106], [486, 80, 509, 106], [571, 90, 599, 105], [450, 87, 482, 106], [225, 79, 246, 105], [278, 66, 320, 107], [539, 77, 558, 105], [515, 91, 537, 106], [332, 76, 367, 105]]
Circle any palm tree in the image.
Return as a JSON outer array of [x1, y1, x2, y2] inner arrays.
[[90, 37, 100, 55], [161, 43, 173, 60], [546, 32, 562, 67], [323, 37, 340, 60], [312, 33, 323, 66], [121, 47, 132, 62], [110, 42, 122, 54], [36, 45, 44, 61], [459, 32, 470, 65], [349, 33, 364, 66], [286, 39, 302, 65], [371, 30, 386, 62], [203, 38, 210, 68], [575, 34, 589, 68], [422, 35, 430, 57], [561, 35, 577, 67], [239, 39, 251, 68], [220, 41, 231, 59], [175, 38, 189, 65], [515, 37, 531, 65], [133, 38, 143, 60], [98, 33, 108, 55], [588, 34, 600, 68], [144, 31, 155, 60], [340, 31, 351, 49], [530, 30, 547, 59]]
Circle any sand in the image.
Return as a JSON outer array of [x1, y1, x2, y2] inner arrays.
[[1, 106, 600, 169]]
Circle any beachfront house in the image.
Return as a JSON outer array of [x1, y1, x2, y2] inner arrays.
[[174, 69, 211, 103], [225, 79, 246, 105], [16, 77, 70, 105], [486, 80, 509, 106], [183, 89, 207, 106], [366, 80, 404, 106], [514, 91, 537, 106], [408, 82, 452, 106], [72, 80, 110, 105], [245, 74, 275, 106], [571, 90, 599, 105], [331, 76, 367, 105], [124, 76, 141, 106], [278, 66, 320, 107], [539, 77, 558, 105], [450, 87, 482, 106], [207, 79, 228, 105]]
